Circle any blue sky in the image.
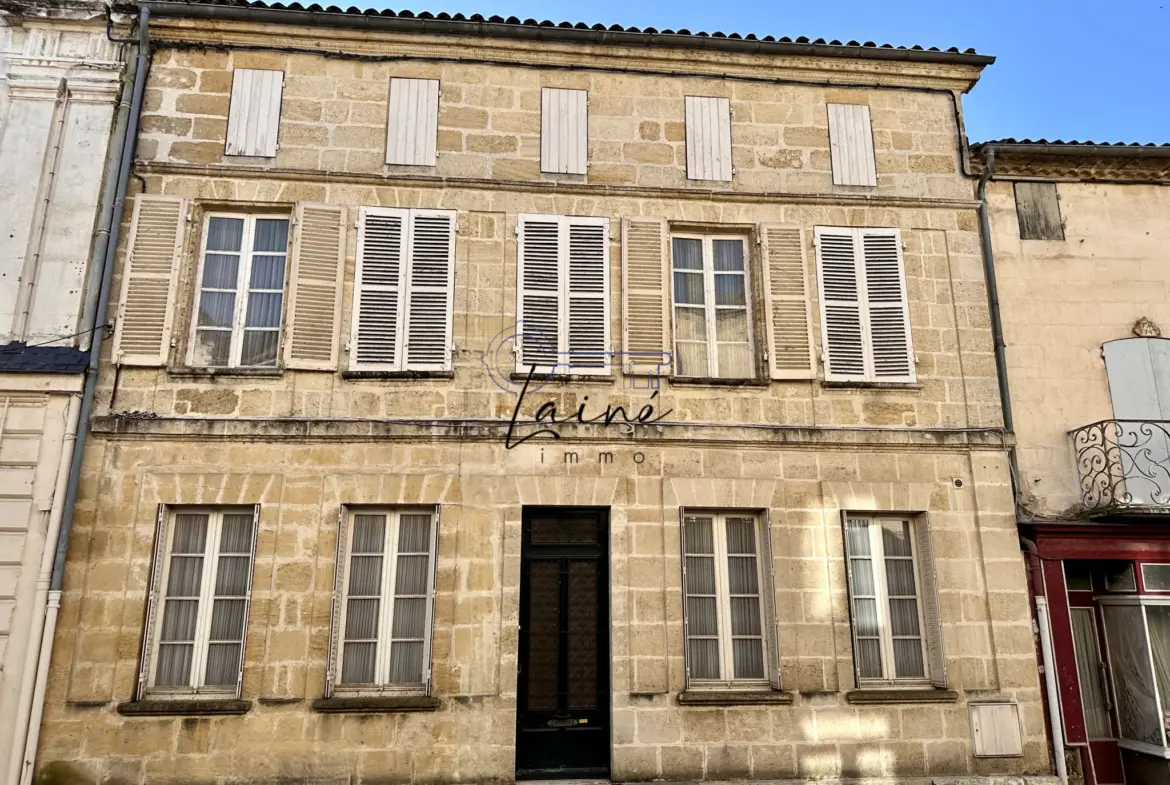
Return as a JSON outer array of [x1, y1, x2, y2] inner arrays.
[[371, 0, 1170, 143]]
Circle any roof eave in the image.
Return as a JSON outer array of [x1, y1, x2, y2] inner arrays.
[[973, 142, 1170, 160]]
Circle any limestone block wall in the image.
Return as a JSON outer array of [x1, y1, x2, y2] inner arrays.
[[34, 434, 1047, 784], [988, 180, 1170, 516]]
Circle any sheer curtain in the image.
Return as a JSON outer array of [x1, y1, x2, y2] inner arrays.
[[1146, 606, 1170, 731], [1102, 604, 1164, 746]]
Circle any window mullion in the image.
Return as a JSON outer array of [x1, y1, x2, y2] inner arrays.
[[713, 513, 734, 682], [870, 522, 895, 680], [703, 238, 718, 378], [230, 217, 255, 367], [379, 510, 399, 686], [192, 510, 223, 690]]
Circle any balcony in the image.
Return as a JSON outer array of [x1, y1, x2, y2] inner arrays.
[[1071, 420, 1170, 515]]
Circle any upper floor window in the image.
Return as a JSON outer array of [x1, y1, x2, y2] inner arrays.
[[140, 507, 258, 698], [814, 226, 915, 383], [225, 69, 283, 158], [331, 507, 438, 694], [190, 214, 290, 368], [671, 234, 754, 379], [826, 103, 877, 187]]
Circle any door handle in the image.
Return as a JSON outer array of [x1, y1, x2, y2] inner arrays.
[[1097, 661, 1113, 712]]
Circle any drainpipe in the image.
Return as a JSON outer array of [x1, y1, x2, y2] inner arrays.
[[976, 146, 1014, 435], [14, 9, 152, 784], [1035, 595, 1070, 784], [12, 79, 70, 342]]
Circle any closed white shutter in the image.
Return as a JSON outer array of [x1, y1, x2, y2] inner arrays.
[[565, 217, 610, 373], [685, 96, 732, 182], [403, 210, 456, 371], [827, 103, 877, 187], [386, 78, 440, 166], [516, 215, 563, 372], [621, 217, 670, 375], [815, 227, 866, 381], [284, 202, 346, 370], [112, 195, 187, 367], [860, 229, 914, 382], [225, 69, 283, 157], [541, 88, 588, 175], [759, 224, 814, 379], [913, 522, 947, 689], [136, 504, 170, 700], [351, 207, 408, 370]]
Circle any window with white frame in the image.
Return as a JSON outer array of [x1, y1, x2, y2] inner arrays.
[[682, 511, 774, 687], [671, 234, 754, 379], [142, 507, 258, 696], [190, 214, 290, 368], [331, 508, 438, 693], [843, 515, 945, 686]]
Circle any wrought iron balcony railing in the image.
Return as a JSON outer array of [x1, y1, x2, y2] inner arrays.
[[1071, 420, 1170, 514]]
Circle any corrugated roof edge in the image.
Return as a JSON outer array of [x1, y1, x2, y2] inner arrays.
[[139, 0, 995, 66]]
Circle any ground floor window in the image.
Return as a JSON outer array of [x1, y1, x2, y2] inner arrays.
[[1099, 597, 1170, 756]]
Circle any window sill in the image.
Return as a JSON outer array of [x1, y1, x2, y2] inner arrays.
[[845, 688, 958, 705], [311, 695, 440, 713], [678, 689, 795, 706], [509, 372, 615, 385], [342, 370, 455, 381], [116, 698, 252, 716], [168, 366, 283, 379], [821, 381, 923, 391], [669, 376, 768, 388]]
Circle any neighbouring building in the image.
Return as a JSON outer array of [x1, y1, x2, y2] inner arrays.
[[976, 140, 1170, 785], [32, 2, 1058, 783], [0, 0, 125, 781]]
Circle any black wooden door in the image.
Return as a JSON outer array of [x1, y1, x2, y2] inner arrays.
[[516, 508, 610, 779]]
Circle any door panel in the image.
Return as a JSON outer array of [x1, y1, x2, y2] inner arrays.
[[1068, 582, 1126, 785], [516, 509, 610, 779]]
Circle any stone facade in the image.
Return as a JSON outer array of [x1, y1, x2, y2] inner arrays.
[[33, 8, 1054, 785]]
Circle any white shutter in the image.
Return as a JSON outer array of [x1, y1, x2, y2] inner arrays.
[[136, 505, 169, 700], [541, 88, 588, 175], [386, 78, 439, 166], [325, 505, 347, 697], [112, 195, 187, 367], [403, 210, 456, 371], [351, 207, 408, 371], [424, 505, 441, 696], [565, 217, 611, 374], [235, 504, 261, 698], [860, 229, 914, 382], [760, 510, 782, 690], [759, 224, 814, 379], [621, 217, 670, 375], [685, 96, 732, 182], [284, 202, 346, 370], [913, 521, 947, 689], [827, 103, 877, 187], [225, 69, 283, 157], [815, 227, 866, 381], [516, 214, 563, 373]]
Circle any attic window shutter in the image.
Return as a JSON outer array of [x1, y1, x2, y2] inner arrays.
[[913, 522, 947, 688], [565, 217, 610, 373], [386, 78, 440, 166], [112, 195, 187, 367], [815, 227, 866, 381], [860, 229, 914, 382], [226, 69, 283, 157], [827, 103, 877, 187], [351, 207, 408, 371], [541, 88, 588, 175], [285, 202, 346, 370], [759, 224, 814, 379], [403, 210, 456, 371], [621, 217, 670, 375], [685, 96, 733, 182]]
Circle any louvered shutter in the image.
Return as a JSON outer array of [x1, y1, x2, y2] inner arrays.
[[351, 207, 408, 371], [136, 504, 170, 700], [913, 522, 947, 688], [759, 224, 814, 379], [541, 88, 588, 175], [285, 202, 346, 370], [404, 210, 456, 371], [424, 505, 441, 695], [325, 506, 348, 697], [233, 503, 261, 698], [386, 78, 440, 166], [226, 69, 283, 157], [112, 195, 186, 367], [621, 217, 670, 376], [860, 229, 914, 382], [827, 103, 877, 187], [685, 96, 733, 182], [815, 227, 866, 381], [759, 510, 782, 690], [516, 215, 563, 373], [565, 217, 611, 374]]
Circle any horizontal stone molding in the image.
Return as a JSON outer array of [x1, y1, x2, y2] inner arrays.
[[92, 413, 1013, 450], [677, 689, 795, 706], [137, 161, 982, 211], [844, 688, 959, 704], [116, 698, 252, 716], [311, 695, 441, 713]]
